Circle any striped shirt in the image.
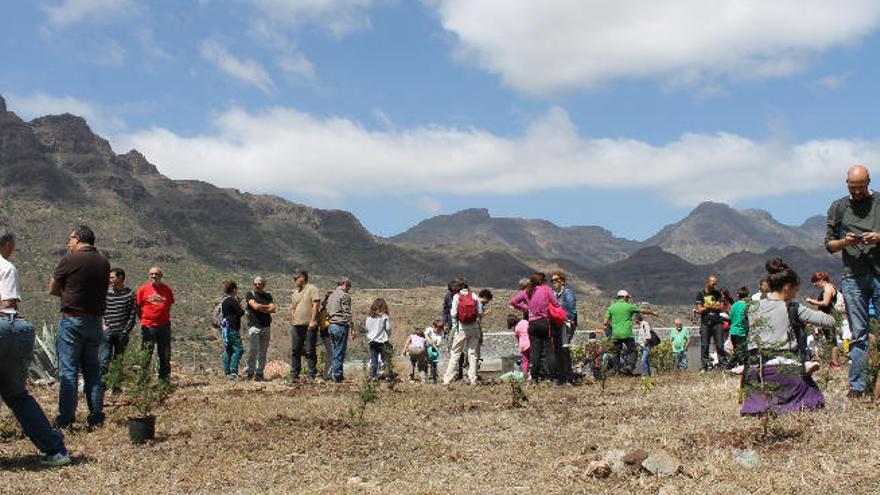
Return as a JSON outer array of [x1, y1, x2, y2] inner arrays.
[[105, 287, 137, 334]]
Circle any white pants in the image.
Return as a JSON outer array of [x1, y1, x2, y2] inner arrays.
[[442, 324, 480, 385]]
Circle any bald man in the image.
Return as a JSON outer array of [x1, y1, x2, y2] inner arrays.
[[826, 164, 880, 398], [135, 266, 175, 380]]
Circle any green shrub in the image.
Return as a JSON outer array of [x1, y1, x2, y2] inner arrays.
[[103, 335, 172, 418], [648, 339, 674, 373]]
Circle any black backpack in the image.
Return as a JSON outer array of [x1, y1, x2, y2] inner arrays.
[[785, 302, 809, 366]]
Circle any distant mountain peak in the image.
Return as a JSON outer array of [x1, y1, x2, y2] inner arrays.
[[29, 113, 114, 158], [0, 95, 6, 113], [690, 201, 735, 215], [450, 208, 491, 220]]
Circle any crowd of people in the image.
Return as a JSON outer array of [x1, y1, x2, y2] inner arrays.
[[1, 164, 878, 466]]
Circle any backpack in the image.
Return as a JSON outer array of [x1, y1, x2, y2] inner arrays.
[[833, 288, 846, 313], [210, 296, 231, 329], [648, 329, 661, 347], [457, 291, 479, 324], [786, 301, 809, 366]]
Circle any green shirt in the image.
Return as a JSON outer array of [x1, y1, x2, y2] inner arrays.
[[728, 300, 749, 337], [669, 327, 690, 353], [605, 300, 640, 339]]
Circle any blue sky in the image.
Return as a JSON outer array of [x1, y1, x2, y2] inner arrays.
[[3, 1, 880, 240]]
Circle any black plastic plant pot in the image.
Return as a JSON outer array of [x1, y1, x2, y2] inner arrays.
[[128, 415, 156, 444]]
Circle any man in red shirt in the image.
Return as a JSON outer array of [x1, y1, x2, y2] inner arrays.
[[136, 266, 174, 380]]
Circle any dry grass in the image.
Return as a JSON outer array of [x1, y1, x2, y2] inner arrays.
[[2, 368, 879, 494]]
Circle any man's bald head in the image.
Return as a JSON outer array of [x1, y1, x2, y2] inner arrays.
[[848, 164, 870, 182], [847, 164, 871, 201]]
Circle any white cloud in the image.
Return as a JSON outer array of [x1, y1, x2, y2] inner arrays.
[[136, 27, 172, 60], [4, 92, 125, 135], [41, 0, 138, 28], [814, 72, 854, 91], [199, 40, 276, 94], [247, 0, 375, 38], [277, 51, 316, 81], [116, 105, 878, 207], [415, 197, 443, 215], [432, 0, 880, 95], [93, 39, 126, 66]]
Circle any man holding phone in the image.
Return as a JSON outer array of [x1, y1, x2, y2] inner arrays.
[[825, 164, 880, 398]]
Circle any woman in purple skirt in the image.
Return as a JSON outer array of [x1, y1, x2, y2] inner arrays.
[[740, 258, 835, 416]]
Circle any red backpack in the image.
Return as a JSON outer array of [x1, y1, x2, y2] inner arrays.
[[457, 291, 479, 324]]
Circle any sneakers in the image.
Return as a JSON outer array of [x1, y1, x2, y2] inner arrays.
[[847, 389, 864, 399], [40, 451, 71, 467], [254, 373, 265, 382], [225, 374, 239, 381]]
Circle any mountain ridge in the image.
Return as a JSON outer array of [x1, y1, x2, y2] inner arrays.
[[0, 94, 843, 310]]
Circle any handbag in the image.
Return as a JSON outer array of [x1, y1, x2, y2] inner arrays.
[[548, 303, 567, 326]]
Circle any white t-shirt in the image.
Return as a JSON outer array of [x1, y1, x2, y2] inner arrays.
[[424, 326, 444, 347], [365, 314, 390, 343], [0, 256, 21, 314]]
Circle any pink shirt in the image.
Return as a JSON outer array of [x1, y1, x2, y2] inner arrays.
[[513, 320, 530, 352], [509, 285, 560, 322]]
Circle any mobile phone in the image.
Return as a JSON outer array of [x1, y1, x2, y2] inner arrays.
[[851, 232, 864, 239]]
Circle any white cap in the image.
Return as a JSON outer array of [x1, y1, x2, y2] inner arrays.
[[616, 289, 630, 298]]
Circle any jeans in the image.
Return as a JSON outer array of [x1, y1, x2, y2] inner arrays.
[[99, 331, 129, 376], [320, 327, 333, 380], [56, 316, 105, 428], [369, 341, 390, 379], [244, 325, 271, 376], [558, 322, 576, 383], [700, 320, 727, 370], [223, 328, 244, 376], [673, 351, 688, 371], [291, 325, 317, 380], [0, 317, 67, 456], [840, 274, 880, 392], [328, 324, 349, 382], [641, 345, 652, 376], [141, 324, 172, 380]]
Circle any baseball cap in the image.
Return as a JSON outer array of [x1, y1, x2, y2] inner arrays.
[[616, 289, 630, 298]]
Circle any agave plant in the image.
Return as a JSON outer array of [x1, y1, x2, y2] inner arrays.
[[29, 322, 58, 382]]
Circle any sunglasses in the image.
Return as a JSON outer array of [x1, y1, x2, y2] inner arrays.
[[551, 278, 561, 282]]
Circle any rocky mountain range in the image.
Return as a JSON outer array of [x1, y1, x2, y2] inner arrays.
[[0, 93, 845, 310]]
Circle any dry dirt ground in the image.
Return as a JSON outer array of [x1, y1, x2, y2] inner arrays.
[[1, 367, 879, 494]]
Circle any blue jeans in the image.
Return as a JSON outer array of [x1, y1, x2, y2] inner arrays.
[[641, 345, 652, 376], [673, 351, 688, 371], [99, 331, 130, 376], [56, 316, 105, 428], [368, 341, 388, 379], [141, 324, 172, 380], [0, 317, 67, 456], [840, 274, 880, 392], [329, 324, 348, 382]]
